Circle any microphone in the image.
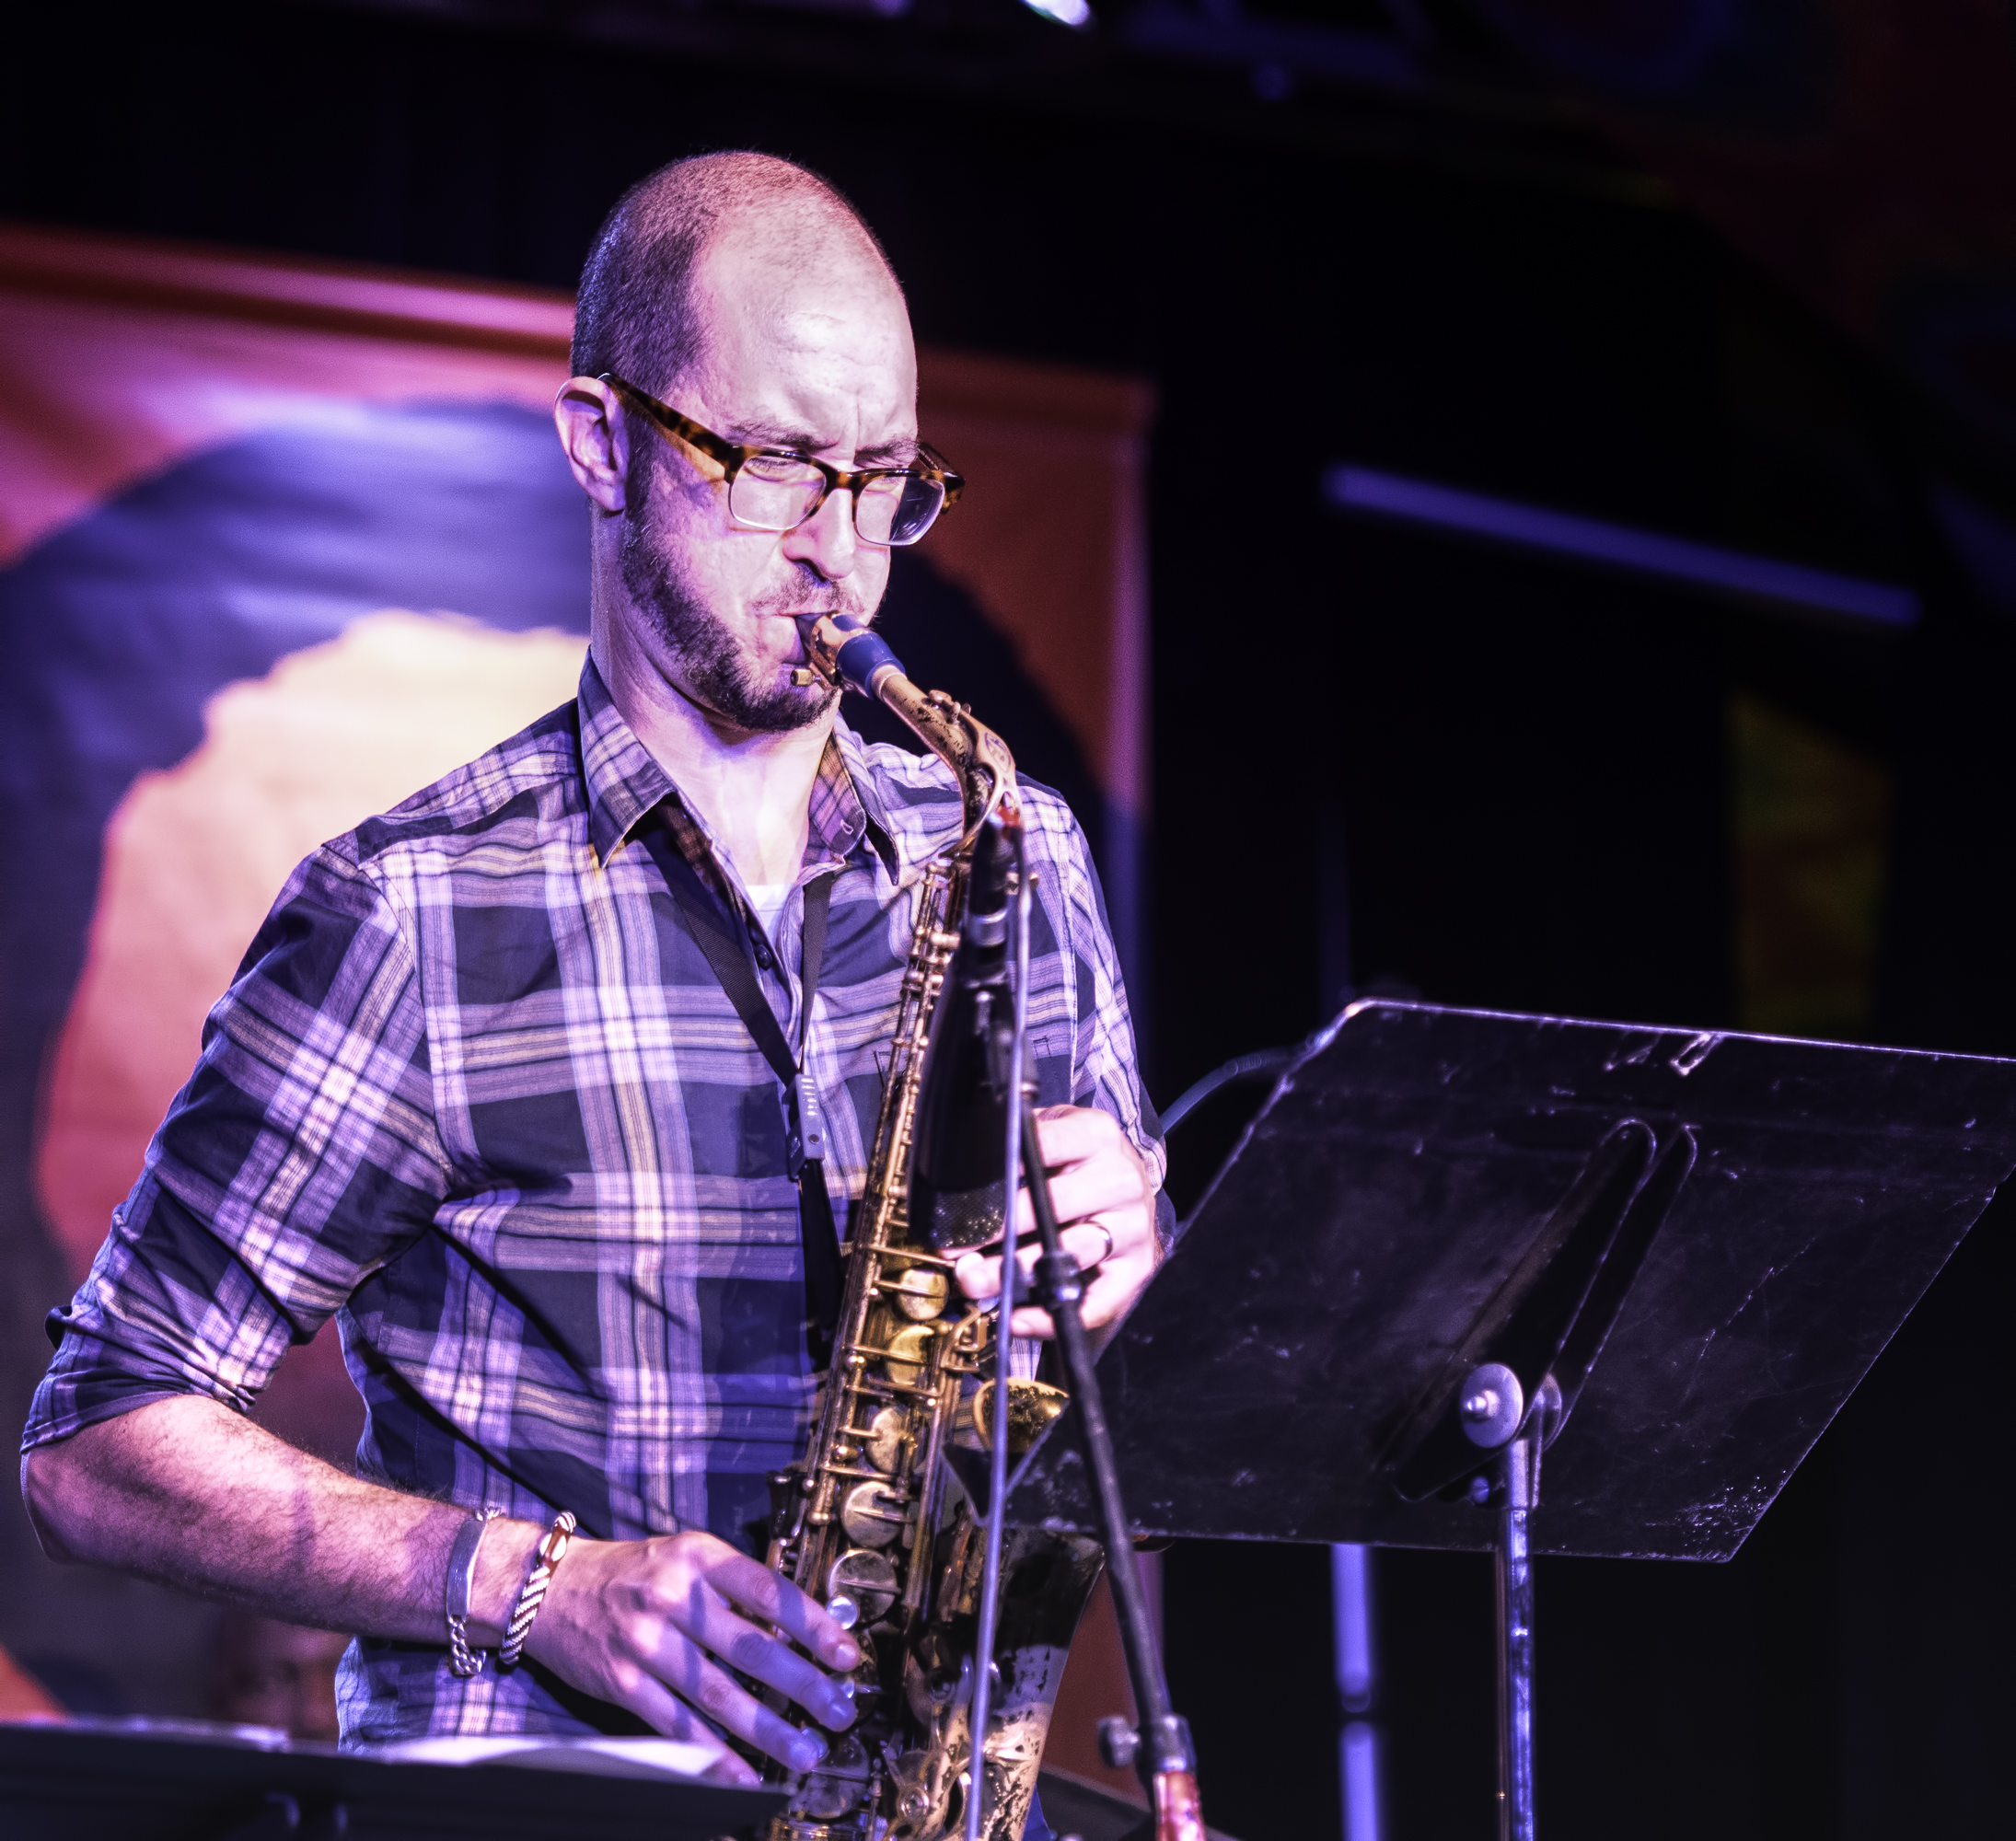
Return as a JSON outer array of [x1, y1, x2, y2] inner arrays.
[[910, 814, 1018, 1252]]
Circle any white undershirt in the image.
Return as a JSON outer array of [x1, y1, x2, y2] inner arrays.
[[745, 881, 794, 947]]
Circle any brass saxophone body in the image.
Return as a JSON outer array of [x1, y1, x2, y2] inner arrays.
[[763, 614, 1103, 1841]]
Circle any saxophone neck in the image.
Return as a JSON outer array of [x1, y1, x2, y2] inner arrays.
[[795, 611, 1017, 842]]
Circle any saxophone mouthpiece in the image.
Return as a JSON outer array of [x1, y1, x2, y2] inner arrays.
[[795, 611, 905, 701], [797, 610, 1018, 845]]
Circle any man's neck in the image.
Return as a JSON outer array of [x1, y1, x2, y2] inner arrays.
[[597, 626, 831, 890]]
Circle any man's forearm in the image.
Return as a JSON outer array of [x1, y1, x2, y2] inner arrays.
[[21, 1395, 540, 1643], [22, 1394, 863, 1777]]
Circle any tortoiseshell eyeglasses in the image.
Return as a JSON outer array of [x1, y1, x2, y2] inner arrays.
[[601, 373, 964, 548]]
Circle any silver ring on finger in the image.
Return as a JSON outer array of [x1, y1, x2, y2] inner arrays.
[[1083, 1222, 1116, 1270]]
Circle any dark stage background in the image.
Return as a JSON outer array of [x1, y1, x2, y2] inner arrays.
[[6, 3, 2016, 1837]]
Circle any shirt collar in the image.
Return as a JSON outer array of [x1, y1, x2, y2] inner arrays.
[[579, 654, 676, 867], [577, 654, 895, 878], [827, 718, 901, 878]]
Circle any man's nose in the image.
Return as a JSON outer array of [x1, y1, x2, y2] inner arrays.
[[782, 484, 859, 581]]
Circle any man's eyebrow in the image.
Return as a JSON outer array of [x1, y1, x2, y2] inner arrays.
[[854, 436, 921, 466], [728, 422, 921, 466], [726, 420, 819, 449]]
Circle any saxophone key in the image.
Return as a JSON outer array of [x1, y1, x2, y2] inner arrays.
[[874, 1322, 937, 1387], [849, 1375, 941, 1403], [863, 1404, 908, 1472], [840, 1480, 909, 1548], [795, 1742, 869, 1822], [902, 1636, 971, 1722], [884, 1266, 951, 1320], [827, 1547, 899, 1625], [816, 1462, 902, 1486]]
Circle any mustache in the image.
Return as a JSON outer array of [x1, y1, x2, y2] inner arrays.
[[748, 568, 871, 626]]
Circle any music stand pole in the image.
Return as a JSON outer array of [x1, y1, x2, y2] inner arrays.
[[1020, 1092, 1206, 1841], [1493, 1430, 1538, 1841]]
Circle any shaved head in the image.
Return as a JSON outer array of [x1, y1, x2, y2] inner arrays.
[[571, 152, 899, 399]]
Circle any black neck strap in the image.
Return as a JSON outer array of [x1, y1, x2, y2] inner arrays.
[[642, 814, 843, 1359]]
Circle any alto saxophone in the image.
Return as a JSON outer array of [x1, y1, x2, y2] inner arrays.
[[763, 613, 1104, 1841]]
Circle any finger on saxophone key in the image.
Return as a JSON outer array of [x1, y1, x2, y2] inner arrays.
[[824, 1632, 861, 1669]]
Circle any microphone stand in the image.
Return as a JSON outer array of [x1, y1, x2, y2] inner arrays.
[[963, 826, 1208, 1841]]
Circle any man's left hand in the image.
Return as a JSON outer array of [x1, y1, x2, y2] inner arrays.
[[952, 1104, 1161, 1337]]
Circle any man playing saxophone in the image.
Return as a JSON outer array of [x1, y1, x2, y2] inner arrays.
[[20, 154, 1164, 1797]]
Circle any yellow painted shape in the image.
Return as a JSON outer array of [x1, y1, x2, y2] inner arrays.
[[1731, 692, 1891, 1041], [38, 609, 587, 1280]]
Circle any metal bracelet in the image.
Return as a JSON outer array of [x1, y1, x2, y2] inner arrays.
[[445, 1507, 502, 1679], [499, 1511, 578, 1671]]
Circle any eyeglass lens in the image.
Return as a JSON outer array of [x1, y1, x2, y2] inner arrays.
[[730, 455, 944, 546]]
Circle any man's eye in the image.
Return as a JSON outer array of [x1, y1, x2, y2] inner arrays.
[[743, 454, 820, 484]]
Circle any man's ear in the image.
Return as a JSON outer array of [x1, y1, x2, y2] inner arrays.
[[554, 376, 630, 514]]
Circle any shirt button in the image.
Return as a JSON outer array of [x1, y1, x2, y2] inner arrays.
[[753, 943, 776, 972]]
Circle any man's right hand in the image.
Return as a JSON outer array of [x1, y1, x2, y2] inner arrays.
[[515, 1529, 862, 1787]]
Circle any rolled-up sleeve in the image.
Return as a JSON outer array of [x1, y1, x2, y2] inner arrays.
[[1019, 789, 1174, 1248], [22, 845, 450, 1451]]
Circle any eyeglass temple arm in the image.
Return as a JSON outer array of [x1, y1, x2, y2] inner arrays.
[[597, 374, 746, 472]]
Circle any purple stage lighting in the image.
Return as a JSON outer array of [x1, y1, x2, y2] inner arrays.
[[1326, 464, 1920, 628]]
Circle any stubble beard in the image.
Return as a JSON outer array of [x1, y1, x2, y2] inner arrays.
[[619, 456, 849, 735]]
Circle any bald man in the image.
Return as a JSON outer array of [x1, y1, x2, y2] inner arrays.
[[22, 154, 1165, 1789]]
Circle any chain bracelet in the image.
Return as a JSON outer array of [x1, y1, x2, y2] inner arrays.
[[445, 1506, 502, 1679]]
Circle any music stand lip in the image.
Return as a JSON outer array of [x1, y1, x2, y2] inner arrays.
[[1005, 1000, 2016, 1563], [0, 1719, 788, 1841], [1327, 994, 2016, 1068]]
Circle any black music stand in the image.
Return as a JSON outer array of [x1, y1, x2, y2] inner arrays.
[[1005, 1001, 2016, 1838], [0, 1720, 785, 1840]]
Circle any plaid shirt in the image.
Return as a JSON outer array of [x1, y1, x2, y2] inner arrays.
[[24, 656, 1163, 1744]]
